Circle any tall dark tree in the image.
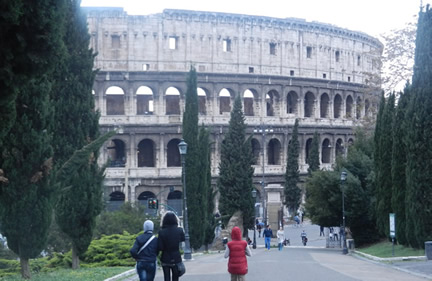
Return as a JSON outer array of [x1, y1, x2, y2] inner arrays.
[[51, 0, 103, 269], [404, 5, 432, 248], [182, 67, 206, 249], [375, 93, 395, 236], [218, 95, 255, 233], [391, 87, 410, 245], [284, 119, 301, 214], [0, 1, 66, 278], [307, 131, 320, 174]]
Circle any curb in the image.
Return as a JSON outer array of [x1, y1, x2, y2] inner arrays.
[[353, 250, 427, 262], [104, 268, 135, 281]]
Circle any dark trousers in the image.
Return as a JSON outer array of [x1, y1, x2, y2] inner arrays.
[[162, 264, 179, 281]]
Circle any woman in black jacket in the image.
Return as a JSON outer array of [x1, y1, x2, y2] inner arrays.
[[158, 212, 185, 281]]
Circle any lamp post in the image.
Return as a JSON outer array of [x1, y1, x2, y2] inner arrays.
[[252, 189, 257, 249], [253, 126, 273, 225], [340, 171, 348, 255], [178, 139, 192, 260]]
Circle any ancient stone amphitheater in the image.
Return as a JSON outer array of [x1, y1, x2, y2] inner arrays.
[[85, 7, 382, 224]]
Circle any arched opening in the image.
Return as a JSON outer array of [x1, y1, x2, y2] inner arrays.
[[165, 87, 181, 115], [334, 94, 342, 118], [106, 86, 125, 115], [243, 89, 255, 116], [107, 191, 125, 211], [268, 138, 281, 165], [320, 93, 330, 118], [167, 139, 181, 167], [304, 92, 315, 118], [219, 88, 231, 114], [305, 138, 313, 164], [136, 86, 154, 115], [167, 190, 183, 216], [321, 138, 331, 164], [286, 91, 298, 114], [336, 138, 344, 158], [346, 95, 353, 118], [251, 138, 260, 165], [197, 87, 207, 115], [138, 191, 157, 216], [107, 139, 126, 167], [356, 97, 362, 119], [137, 139, 155, 167]]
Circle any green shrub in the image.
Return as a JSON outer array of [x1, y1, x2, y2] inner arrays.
[[94, 203, 160, 239]]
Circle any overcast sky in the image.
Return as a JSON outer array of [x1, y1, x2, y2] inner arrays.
[[81, 0, 427, 38]]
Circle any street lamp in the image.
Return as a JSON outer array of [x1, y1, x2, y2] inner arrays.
[[252, 189, 257, 249], [178, 139, 192, 260], [340, 171, 348, 255], [253, 126, 273, 225]]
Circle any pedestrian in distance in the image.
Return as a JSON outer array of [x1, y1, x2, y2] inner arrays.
[[158, 212, 185, 281], [263, 225, 273, 250], [301, 230, 308, 246], [319, 225, 324, 236], [256, 222, 262, 237], [276, 226, 285, 251], [224, 226, 252, 281], [130, 220, 159, 281]]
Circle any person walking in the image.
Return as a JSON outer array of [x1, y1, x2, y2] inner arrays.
[[276, 226, 285, 251], [319, 225, 324, 236], [130, 220, 159, 281], [224, 226, 252, 281], [257, 223, 262, 238], [158, 212, 185, 281], [263, 225, 273, 250]]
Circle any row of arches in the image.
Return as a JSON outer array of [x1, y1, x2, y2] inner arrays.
[[98, 85, 373, 119], [107, 136, 352, 168]]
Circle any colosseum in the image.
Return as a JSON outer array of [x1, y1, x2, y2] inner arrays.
[[85, 7, 382, 226]]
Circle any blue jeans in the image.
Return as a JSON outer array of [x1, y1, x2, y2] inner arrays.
[[265, 237, 271, 250], [136, 261, 156, 281], [278, 242, 283, 251]]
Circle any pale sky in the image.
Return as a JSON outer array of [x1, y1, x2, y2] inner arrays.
[[81, 0, 428, 38]]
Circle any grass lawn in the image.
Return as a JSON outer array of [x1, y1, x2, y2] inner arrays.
[[357, 240, 425, 258], [0, 267, 131, 281]]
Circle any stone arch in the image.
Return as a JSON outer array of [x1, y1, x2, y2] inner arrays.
[[304, 91, 315, 118], [305, 138, 313, 164], [336, 138, 344, 158], [356, 96, 362, 119], [320, 93, 330, 118], [165, 87, 181, 115], [251, 138, 261, 165], [107, 139, 126, 167], [266, 90, 280, 117], [346, 95, 353, 118], [138, 191, 157, 216], [107, 191, 125, 211], [197, 87, 207, 115], [243, 89, 256, 116], [167, 138, 181, 167], [321, 138, 331, 164], [219, 88, 233, 114], [106, 86, 125, 115], [286, 91, 298, 114], [334, 94, 342, 118], [268, 138, 281, 165], [167, 190, 183, 216], [136, 86, 154, 115], [137, 139, 156, 167]]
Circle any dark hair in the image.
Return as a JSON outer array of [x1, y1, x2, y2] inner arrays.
[[162, 212, 178, 227]]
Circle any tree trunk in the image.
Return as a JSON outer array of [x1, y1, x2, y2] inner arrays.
[[72, 245, 80, 269], [20, 258, 31, 279]]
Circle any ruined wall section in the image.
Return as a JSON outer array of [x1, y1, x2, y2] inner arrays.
[[86, 8, 382, 84]]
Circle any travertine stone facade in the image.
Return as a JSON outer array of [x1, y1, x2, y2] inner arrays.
[[85, 7, 382, 220]]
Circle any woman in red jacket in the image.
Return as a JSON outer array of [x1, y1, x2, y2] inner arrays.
[[224, 226, 252, 281]]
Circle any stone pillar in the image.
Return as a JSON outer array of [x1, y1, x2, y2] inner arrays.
[[266, 184, 284, 237]]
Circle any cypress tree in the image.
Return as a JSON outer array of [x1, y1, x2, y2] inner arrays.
[[182, 67, 205, 249], [405, 5, 432, 248], [375, 93, 395, 236], [0, 1, 66, 278], [307, 131, 320, 174], [218, 95, 255, 232], [284, 119, 301, 214], [52, 0, 103, 269], [391, 87, 410, 245]]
